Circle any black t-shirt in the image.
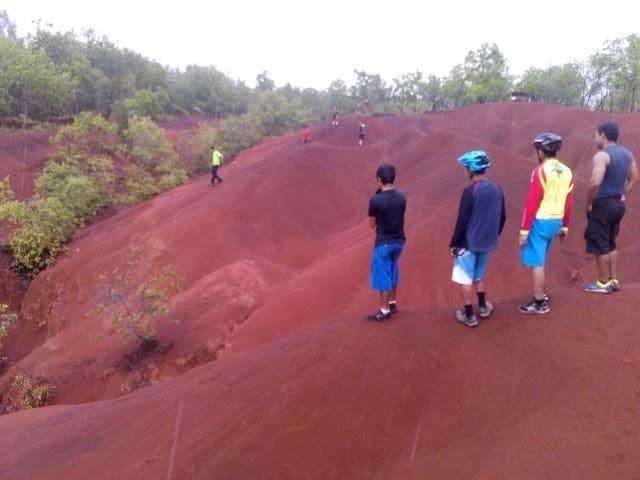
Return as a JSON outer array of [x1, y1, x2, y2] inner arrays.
[[368, 189, 406, 246]]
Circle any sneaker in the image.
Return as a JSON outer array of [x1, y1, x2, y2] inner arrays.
[[388, 302, 398, 314], [609, 279, 620, 292], [455, 310, 479, 328], [477, 301, 493, 319], [517, 298, 550, 314], [367, 310, 391, 321], [583, 280, 612, 294]]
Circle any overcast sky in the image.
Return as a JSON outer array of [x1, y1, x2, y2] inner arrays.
[[4, 1, 640, 90]]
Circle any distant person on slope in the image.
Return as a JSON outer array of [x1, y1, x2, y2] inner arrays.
[[210, 145, 224, 186], [583, 121, 638, 293], [332, 106, 339, 125], [518, 133, 573, 314], [449, 151, 506, 328], [367, 164, 406, 321], [358, 122, 366, 147], [302, 127, 312, 144]]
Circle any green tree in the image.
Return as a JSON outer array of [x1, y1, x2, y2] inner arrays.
[[93, 245, 181, 347], [442, 64, 468, 109], [391, 71, 425, 113], [125, 88, 169, 117], [0, 36, 75, 119], [351, 70, 389, 110], [249, 90, 312, 137], [463, 43, 512, 103], [256, 70, 275, 91], [517, 63, 587, 107], [422, 75, 444, 111]]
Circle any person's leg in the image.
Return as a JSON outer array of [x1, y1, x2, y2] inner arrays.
[[379, 290, 392, 311], [595, 254, 610, 283], [452, 252, 477, 325], [532, 266, 545, 300], [388, 244, 403, 313], [210, 166, 215, 185], [518, 221, 551, 314], [609, 250, 618, 280], [474, 279, 486, 307], [460, 284, 474, 306], [368, 245, 392, 320]]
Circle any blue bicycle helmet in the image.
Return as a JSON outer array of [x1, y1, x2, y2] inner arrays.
[[457, 150, 491, 173]]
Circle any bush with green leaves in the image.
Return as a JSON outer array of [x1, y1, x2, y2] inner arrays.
[[120, 165, 158, 203], [180, 122, 218, 175], [93, 245, 182, 347], [0, 189, 76, 273], [35, 156, 115, 222], [124, 115, 178, 169], [50, 111, 117, 155], [215, 114, 261, 160], [155, 160, 188, 191]]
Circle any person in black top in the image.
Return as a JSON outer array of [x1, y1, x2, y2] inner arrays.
[[583, 121, 638, 293], [359, 123, 366, 146], [367, 164, 406, 321]]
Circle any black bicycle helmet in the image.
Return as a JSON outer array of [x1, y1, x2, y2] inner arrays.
[[532, 132, 562, 153]]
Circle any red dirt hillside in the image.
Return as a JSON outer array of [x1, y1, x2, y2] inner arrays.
[[0, 103, 639, 479]]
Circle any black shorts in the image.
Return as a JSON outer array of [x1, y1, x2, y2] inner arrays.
[[584, 197, 626, 254], [359, 133, 365, 140]]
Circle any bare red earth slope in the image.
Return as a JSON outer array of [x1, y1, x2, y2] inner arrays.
[[0, 103, 639, 479]]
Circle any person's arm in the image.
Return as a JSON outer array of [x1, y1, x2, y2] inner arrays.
[[368, 198, 377, 229], [624, 155, 638, 194], [559, 183, 574, 241], [519, 167, 543, 246], [586, 151, 608, 212], [499, 191, 506, 235], [449, 186, 473, 251]]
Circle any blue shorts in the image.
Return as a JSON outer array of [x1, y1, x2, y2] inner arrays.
[[370, 243, 404, 291], [521, 219, 563, 267], [451, 250, 490, 286]]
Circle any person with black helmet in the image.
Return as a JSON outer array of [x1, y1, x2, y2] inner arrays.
[[583, 121, 638, 293], [449, 151, 506, 328], [518, 133, 574, 314], [367, 164, 406, 321]]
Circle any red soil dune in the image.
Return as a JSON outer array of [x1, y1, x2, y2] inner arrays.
[[0, 103, 639, 479]]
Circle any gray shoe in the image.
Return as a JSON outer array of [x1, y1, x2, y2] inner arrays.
[[455, 310, 479, 328], [478, 301, 493, 319], [609, 279, 620, 292]]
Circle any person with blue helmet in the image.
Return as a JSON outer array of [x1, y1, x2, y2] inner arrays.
[[449, 150, 506, 327]]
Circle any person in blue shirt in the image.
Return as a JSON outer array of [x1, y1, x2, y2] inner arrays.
[[449, 151, 506, 327]]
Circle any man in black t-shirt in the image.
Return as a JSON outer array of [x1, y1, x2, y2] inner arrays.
[[367, 164, 406, 321]]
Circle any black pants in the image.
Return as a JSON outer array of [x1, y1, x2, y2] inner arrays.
[[211, 165, 222, 184], [584, 196, 625, 254]]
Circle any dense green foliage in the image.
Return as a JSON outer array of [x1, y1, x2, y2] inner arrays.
[[2, 10, 640, 122], [0, 112, 187, 273]]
